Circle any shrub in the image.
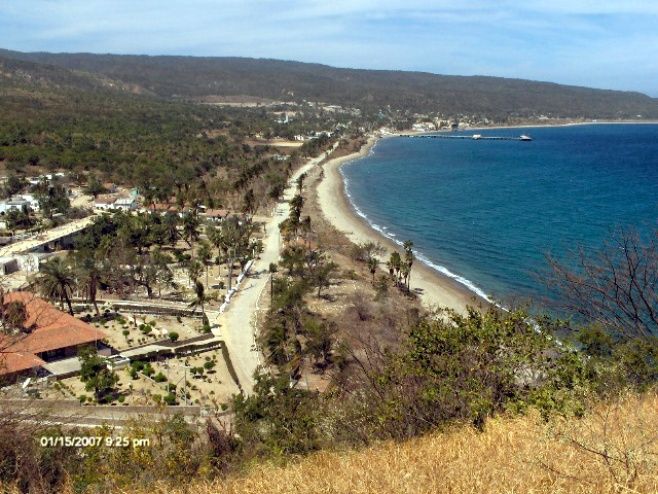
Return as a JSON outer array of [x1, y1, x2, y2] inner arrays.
[[131, 361, 145, 372], [143, 364, 155, 377], [163, 392, 177, 406], [154, 372, 167, 383], [169, 331, 180, 342]]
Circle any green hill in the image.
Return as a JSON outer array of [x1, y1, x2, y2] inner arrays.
[[1, 48, 657, 119]]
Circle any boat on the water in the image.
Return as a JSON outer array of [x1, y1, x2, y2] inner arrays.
[[519, 135, 533, 141]]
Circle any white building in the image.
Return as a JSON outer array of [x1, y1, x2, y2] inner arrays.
[[0, 195, 39, 215], [114, 196, 137, 211]]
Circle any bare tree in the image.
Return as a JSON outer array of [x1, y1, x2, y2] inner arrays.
[[547, 229, 658, 339]]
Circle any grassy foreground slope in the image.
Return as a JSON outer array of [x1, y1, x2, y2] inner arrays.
[[146, 393, 657, 494]]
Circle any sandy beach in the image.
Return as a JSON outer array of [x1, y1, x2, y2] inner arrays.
[[316, 137, 485, 313]]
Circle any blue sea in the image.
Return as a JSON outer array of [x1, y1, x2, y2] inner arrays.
[[341, 124, 658, 308]]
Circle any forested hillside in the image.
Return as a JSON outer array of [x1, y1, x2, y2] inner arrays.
[[0, 54, 334, 211], [2, 48, 657, 119]]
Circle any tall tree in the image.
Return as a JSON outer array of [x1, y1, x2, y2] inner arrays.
[[74, 250, 102, 316], [197, 241, 213, 288], [34, 257, 76, 315], [403, 240, 414, 290], [189, 279, 212, 319], [387, 251, 402, 285], [269, 262, 278, 303], [183, 210, 201, 249], [367, 256, 379, 283], [296, 172, 307, 193]]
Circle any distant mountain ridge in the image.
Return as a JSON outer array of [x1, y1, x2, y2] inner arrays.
[[1, 48, 657, 119]]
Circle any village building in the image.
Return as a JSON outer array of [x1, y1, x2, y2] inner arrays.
[[94, 192, 138, 211], [0, 292, 108, 383], [199, 208, 229, 222], [94, 193, 120, 210], [26, 172, 66, 186], [0, 194, 40, 215], [113, 195, 138, 211]]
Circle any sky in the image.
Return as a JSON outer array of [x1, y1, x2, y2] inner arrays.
[[1, 0, 657, 96]]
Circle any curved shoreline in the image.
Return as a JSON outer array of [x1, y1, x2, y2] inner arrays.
[[316, 137, 487, 313]]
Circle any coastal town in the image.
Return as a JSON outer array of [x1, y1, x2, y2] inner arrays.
[[0, 105, 647, 416], [0, 97, 529, 413], [1, 35, 656, 492], [0, 126, 334, 408]]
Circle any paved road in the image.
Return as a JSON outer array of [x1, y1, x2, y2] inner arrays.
[[212, 146, 337, 394], [0, 215, 96, 257]]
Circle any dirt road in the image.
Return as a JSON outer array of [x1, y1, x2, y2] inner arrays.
[[212, 146, 337, 394]]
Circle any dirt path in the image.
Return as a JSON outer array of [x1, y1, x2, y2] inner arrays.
[[212, 146, 338, 394]]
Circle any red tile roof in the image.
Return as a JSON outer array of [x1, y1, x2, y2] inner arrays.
[[201, 208, 229, 218], [0, 292, 107, 376], [0, 351, 45, 376]]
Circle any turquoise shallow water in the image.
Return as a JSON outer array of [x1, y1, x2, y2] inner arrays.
[[341, 124, 658, 307]]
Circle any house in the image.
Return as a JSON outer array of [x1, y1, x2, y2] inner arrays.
[[0, 292, 108, 383], [200, 208, 229, 222], [26, 173, 65, 186], [113, 195, 137, 211], [0, 195, 39, 215], [94, 193, 119, 210], [94, 191, 138, 211]]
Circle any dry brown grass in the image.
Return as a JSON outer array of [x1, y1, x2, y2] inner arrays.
[[1, 392, 656, 493], [139, 392, 656, 494]]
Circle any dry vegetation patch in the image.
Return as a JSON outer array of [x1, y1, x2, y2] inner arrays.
[[138, 392, 658, 494]]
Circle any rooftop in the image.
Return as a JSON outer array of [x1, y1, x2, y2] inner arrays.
[[0, 351, 46, 376], [0, 292, 107, 376]]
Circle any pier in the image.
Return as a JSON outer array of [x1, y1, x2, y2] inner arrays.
[[400, 133, 532, 141]]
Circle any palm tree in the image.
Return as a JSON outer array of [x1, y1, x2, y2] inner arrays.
[[35, 257, 76, 315], [189, 279, 211, 319], [367, 256, 378, 283], [387, 251, 402, 285], [197, 241, 213, 287], [403, 240, 414, 290], [75, 251, 102, 316], [269, 262, 278, 303], [163, 212, 179, 246], [183, 210, 201, 249], [296, 172, 307, 193]]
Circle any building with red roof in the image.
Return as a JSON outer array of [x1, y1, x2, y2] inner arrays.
[[0, 292, 108, 382]]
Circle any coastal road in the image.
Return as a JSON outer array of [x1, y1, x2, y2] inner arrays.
[[212, 145, 338, 394]]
